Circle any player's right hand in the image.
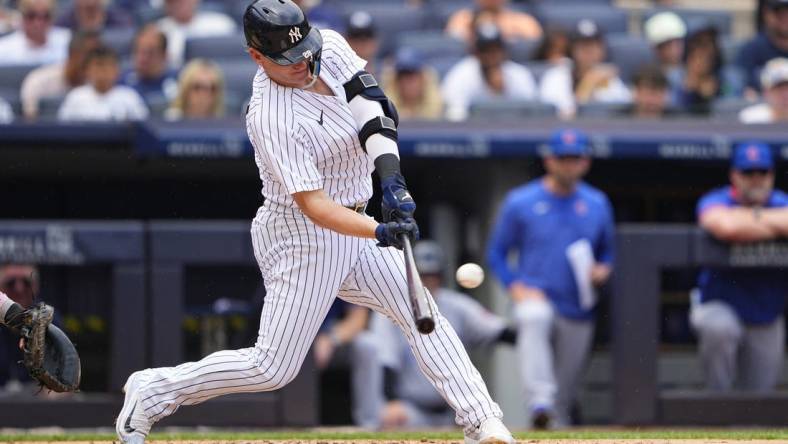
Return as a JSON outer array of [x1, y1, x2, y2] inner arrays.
[[375, 219, 420, 250]]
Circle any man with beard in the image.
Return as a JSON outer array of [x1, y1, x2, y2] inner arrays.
[[487, 129, 615, 429], [691, 142, 788, 392]]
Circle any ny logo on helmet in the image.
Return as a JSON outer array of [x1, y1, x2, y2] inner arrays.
[[289, 27, 302, 43]]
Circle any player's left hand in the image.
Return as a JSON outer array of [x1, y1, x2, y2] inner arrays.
[[375, 219, 420, 250], [590, 263, 612, 286], [380, 173, 416, 223]]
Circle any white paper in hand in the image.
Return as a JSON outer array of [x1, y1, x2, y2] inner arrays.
[[566, 238, 597, 310]]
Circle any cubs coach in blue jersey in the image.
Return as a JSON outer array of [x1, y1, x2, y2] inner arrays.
[[487, 129, 615, 429], [115, 1, 514, 443], [692, 142, 788, 392]]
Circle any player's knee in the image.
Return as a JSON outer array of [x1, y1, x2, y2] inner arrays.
[[514, 299, 554, 328], [248, 346, 302, 390], [698, 320, 742, 346], [692, 304, 743, 345]]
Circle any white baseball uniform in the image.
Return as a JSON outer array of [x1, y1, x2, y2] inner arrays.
[[129, 30, 503, 431]]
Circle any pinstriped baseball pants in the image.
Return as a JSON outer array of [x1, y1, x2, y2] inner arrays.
[[134, 208, 502, 430]]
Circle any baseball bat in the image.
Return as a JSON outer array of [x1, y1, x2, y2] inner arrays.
[[400, 234, 435, 334]]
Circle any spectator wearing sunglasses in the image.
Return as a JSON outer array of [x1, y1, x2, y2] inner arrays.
[[0, 264, 39, 390], [0, 0, 70, 66], [165, 58, 225, 120], [692, 142, 788, 393]]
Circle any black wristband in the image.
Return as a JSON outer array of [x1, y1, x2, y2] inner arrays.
[[4, 303, 23, 324], [383, 366, 399, 400], [374, 153, 402, 181], [496, 327, 517, 345]]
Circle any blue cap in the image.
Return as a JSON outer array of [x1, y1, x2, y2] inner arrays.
[[394, 47, 424, 72], [547, 129, 591, 157], [732, 142, 774, 171]]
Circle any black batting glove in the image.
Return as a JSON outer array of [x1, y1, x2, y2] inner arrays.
[[375, 219, 420, 250]]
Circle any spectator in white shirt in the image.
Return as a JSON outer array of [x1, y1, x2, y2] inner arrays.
[[58, 45, 149, 121], [20, 30, 102, 119], [539, 19, 632, 119], [441, 23, 537, 121], [0, 0, 70, 66], [740, 57, 788, 123], [157, 0, 237, 68]]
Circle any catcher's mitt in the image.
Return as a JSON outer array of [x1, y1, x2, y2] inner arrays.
[[7, 303, 81, 392]]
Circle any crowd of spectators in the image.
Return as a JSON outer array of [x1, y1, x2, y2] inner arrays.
[[0, 0, 786, 124]]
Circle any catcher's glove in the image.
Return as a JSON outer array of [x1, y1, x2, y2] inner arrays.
[[6, 303, 81, 392]]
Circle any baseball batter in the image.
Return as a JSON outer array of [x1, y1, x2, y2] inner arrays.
[[116, 1, 513, 443]]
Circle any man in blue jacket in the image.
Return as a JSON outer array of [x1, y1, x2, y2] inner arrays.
[[487, 129, 615, 429], [692, 141, 788, 392]]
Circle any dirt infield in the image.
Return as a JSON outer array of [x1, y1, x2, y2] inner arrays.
[[4, 440, 785, 444]]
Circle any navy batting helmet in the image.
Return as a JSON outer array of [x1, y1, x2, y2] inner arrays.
[[243, 0, 323, 67]]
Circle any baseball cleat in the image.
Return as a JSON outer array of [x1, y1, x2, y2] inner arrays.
[[531, 407, 551, 430], [464, 417, 515, 444], [116, 371, 153, 444]]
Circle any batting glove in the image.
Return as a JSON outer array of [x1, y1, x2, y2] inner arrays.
[[380, 173, 416, 223], [375, 219, 420, 250]]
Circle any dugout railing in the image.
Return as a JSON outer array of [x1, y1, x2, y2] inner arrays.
[[0, 221, 145, 427], [613, 225, 788, 425], [0, 221, 786, 427]]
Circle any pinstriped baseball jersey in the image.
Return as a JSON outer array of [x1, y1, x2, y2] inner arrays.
[[126, 29, 504, 433], [246, 29, 374, 210]]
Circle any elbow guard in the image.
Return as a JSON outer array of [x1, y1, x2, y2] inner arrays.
[[344, 71, 400, 150]]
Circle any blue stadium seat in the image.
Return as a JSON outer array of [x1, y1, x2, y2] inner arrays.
[[0, 87, 20, 116], [218, 60, 259, 112], [0, 64, 39, 91], [469, 98, 556, 119], [425, 54, 464, 80], [711, 97, 752, 119], [577, 102, 630, 118], [396, 31, 467, 60], [508, 38, 540, 64], [720, 35, 744, 65], [338, 4, 427, 57], [529, 0, 611, 4], [641, 8, 733, 36], [102, 28, 136, 59], [524, 61, 553, 84], [426, 0, 476, 28], [184, 34, 247, 62], [533, 4, 628, 34], [426, 1, 535, 30], [145, 94, 171, 120], [324, 0, 409, 7], [606, 33, 656, 83], [38, 95, 66, 120]]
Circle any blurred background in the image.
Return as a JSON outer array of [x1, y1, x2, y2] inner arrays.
[[0, 0, 786, 432]]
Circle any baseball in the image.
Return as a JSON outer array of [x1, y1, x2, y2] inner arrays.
[[456, 263, 485, 289]]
